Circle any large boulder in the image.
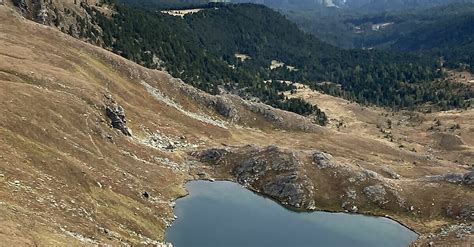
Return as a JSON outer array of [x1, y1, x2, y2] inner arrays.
[[213, 96, 239, 122], [312, 151, 337, 169], [12, 0, 28, 13], [423, 171, 472, 186], [463, 171, 474, 186], [444, 173, 464, 184], [105, 104, 131, 136], [192, 148, 229, 164]]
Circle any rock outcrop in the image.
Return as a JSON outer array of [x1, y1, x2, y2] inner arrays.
[[8, 0, 103, 44], [383, 167, 401, 179], [12, 0, 28, 14], [444, 173, 465, 184], [192, 148, 229, 164], [140, 132, 196, 151], [463, 170, 474, 186], [263, 174, 306, 207], [166, 75, 323, 131], [363, 184, 387, 205], [312, 151, 337, 169], [424, 171, 474, 186], [242, 101, 322, 132], [105, 102, 131, 136], [194, 145, 314, 208], [213, 96, 239, 122]]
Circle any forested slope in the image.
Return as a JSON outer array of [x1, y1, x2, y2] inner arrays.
[[79, 3, 471, 114]]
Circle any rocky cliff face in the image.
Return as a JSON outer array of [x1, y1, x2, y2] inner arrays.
[[193, 146, 315, 208], [6, 0, 104, 44]]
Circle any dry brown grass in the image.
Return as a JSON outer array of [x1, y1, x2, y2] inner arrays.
[[0, 5, 472, 246]]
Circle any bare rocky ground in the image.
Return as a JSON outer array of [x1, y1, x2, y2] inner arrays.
[[0, 5, 472, 246]]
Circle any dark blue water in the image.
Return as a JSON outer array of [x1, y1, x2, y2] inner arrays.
[[165, 180, 418, 247]]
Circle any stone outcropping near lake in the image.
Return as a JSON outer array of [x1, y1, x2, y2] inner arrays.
[[192, 145, 315, 208], [192, 145, 412, 211]]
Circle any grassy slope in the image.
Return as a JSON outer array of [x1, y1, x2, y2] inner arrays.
[[0, 5, 472, 246]]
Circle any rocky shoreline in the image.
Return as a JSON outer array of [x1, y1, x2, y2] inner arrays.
[[187, 145, 473, 245]]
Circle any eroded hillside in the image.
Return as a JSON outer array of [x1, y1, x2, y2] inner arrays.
[[0, 4, 472, 246]]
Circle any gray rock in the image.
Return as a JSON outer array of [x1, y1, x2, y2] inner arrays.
[[460, 206, 474, 220], [269, 149, 300, 171], [424, 172, 472, 186], [346, 189, 357, 199], [312, 151, 336, 169], [235, 157, 268, 181], [193, 148, 229, 164], [236, 147, 309, 207], [197, 145, 313, 208], [363, 185, 387, 204], [143, 133, 191, 151], [263, 174, 305, 208], [166, 142, 175, 150], [362, 169, 380, 180], [105, 104, 131, 136], [444, 173, 464, 184], [12, 0, 28, 13], [423, 175, 445, 182], [383, 167, 401, 179], [234, 146, 300, 184], [341, 201, 358, 213], [213, 97, 239, 122], [463, 171, 474, 186]]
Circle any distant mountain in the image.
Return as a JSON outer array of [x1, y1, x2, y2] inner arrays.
[[287, 2, 474, 74], [229, 0, 474, 11], [123, 0, 343, 10], [345, 0, 474, 12], [342, 3, 474, 72], [390, 7, 474, 72], [230, 0, 345, 9]]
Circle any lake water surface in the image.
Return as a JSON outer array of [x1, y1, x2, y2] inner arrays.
[[165, 180, 418, 247]]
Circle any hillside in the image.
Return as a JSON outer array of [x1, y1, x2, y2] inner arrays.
[[223, 0, 473, 11], [287, 3, 474, 74], [0, 4, 322, 245], [344, 0, 474, 12], [352, 4, 474, 74], [80, 3, 472, 113], [0, 3, 473, 246]]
